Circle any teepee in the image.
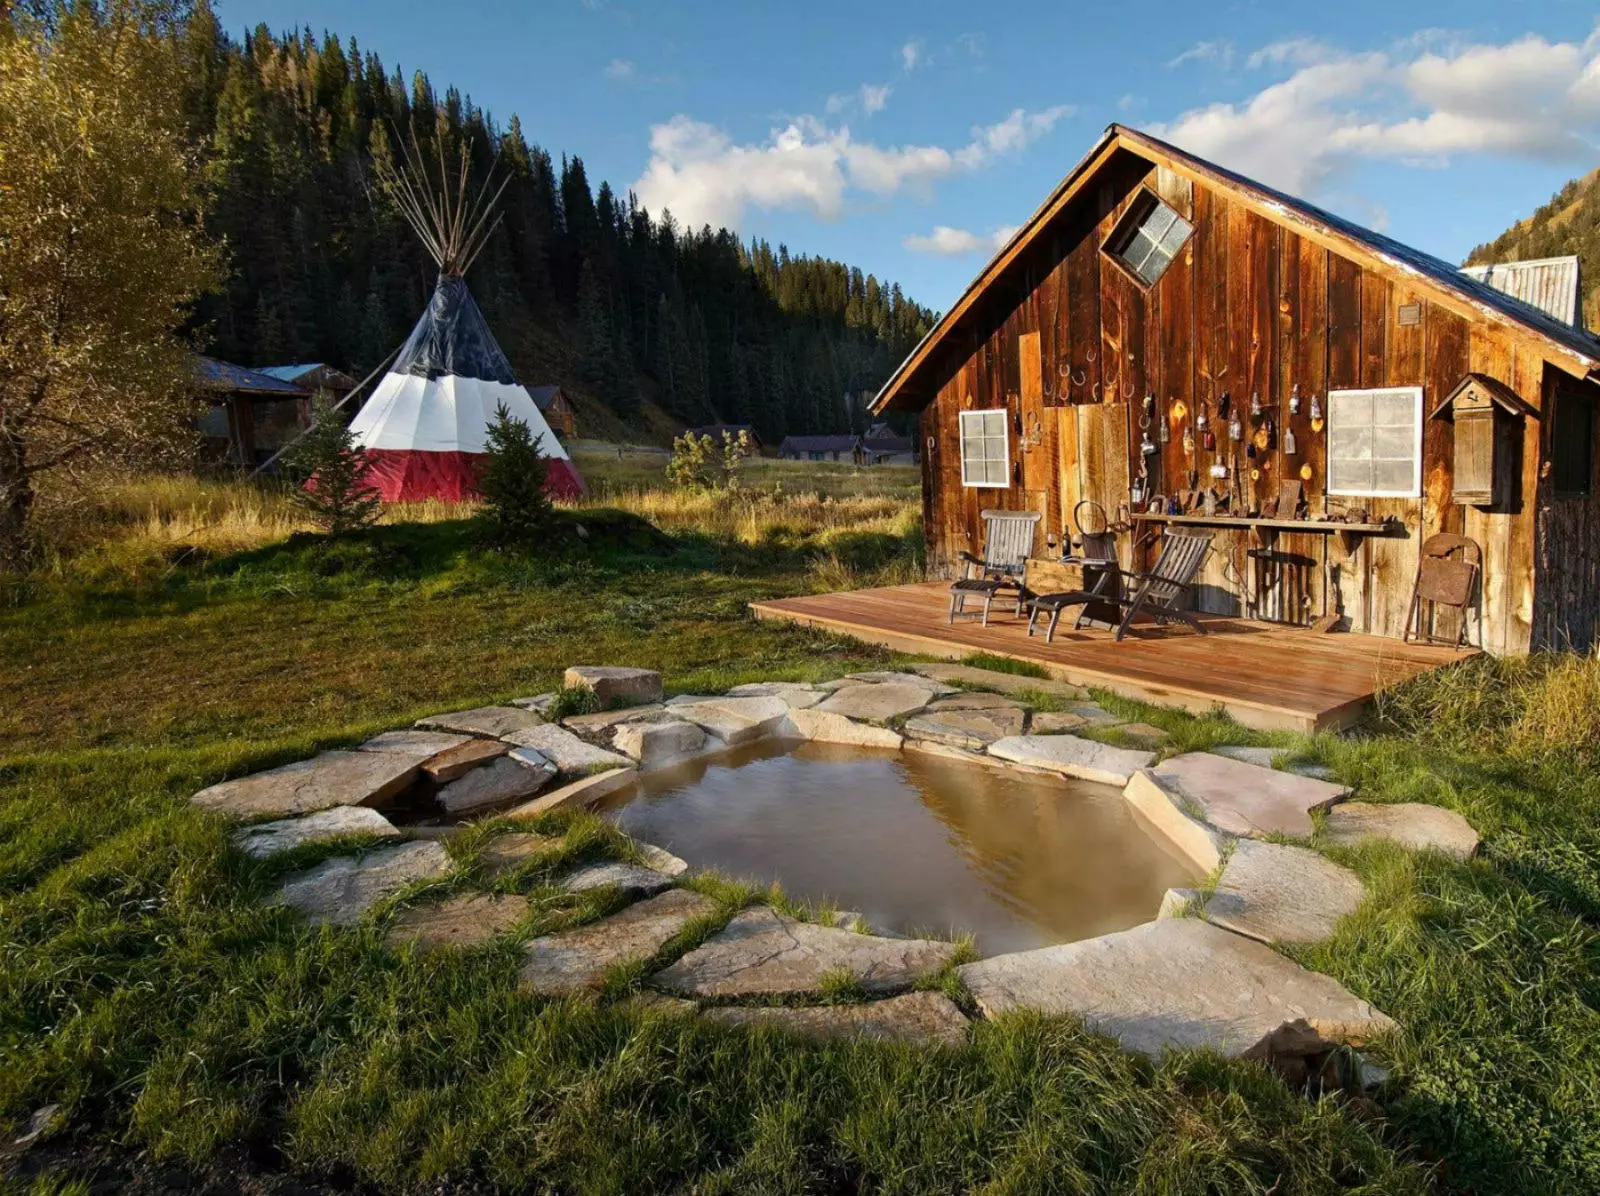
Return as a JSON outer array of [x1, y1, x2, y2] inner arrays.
[[349, 132, 584, 502]]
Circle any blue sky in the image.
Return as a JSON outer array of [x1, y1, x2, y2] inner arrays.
[[224, 0, 1600, 313]]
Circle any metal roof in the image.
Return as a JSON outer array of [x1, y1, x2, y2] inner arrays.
[[1460, 256, 1582, 328], [195, 356, 308, 395], [257, 363, 323, 382], [526, 384, 564, 410], [778, 434, 861, 454]]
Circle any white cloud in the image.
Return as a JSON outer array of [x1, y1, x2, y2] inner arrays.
[[904, 224, 1019, 255], [1152, 31, 1600, 200], [902, 39, 924, 71], [1167, 39, 1234, 70], [632, 104, 1071, 230], [861, 83, 891, 114], [604, 58, 634, 79]]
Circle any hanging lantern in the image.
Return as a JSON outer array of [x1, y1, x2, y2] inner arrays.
[[1131, 472, 1148, 506], [1309, 392, 1323, 433], [1284, 425, 1298, 455], [1140, 428, 1158, 457], [1250, 390, 1263, 418], [1289, 382, 1301, 415]]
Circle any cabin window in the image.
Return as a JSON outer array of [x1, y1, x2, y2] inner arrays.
[[1327, 387, 1423, 498], [1106, 194, 1193, 286], [959, 409, 1010, 488], [1551, 386, 1594, 498]]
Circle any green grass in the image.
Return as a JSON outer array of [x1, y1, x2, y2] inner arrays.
[[3, 482, 1600, 1193]]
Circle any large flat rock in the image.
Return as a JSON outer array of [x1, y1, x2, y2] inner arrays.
[[704, 991, 970, 1048], [385, 892, 530, 952], [506, 766, 638, 819], [612, 719, 707, 768], [437, 753, 555, 814], [1181, 840, 1367, 945], [780, 707, 903, 749], [652, 907, 958, 998], [910, 663, 1084, 698], [1123, 770, 1228, 872], [519, 889, 717, 995], [924, 692, 1027, 712], [1322, 801, 1480, 860], [561, 704, 665, 733], [503, 724, 633, 775], [903, 707, 1026, 750], [667, 696, 791, 745], [564, 666, 664, 707], [634, 841, 689, 876], [725, 682, 827, 709], [816, 682, 935, 725], [274, 841, 453, 927], [419, 737, 508, 783], [958, 918, 1395, 1060], [233, 806, 400, 859], [356, 729, 475, 759], [415, 705, 546, 739], [988, 735, 1155, 786], [561, 861, 676, 898], [192, 750, 423, 819], [1148, 753, 1349, 840]]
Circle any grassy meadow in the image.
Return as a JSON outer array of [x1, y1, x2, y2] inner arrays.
[[2, 453, 1599, 1194]]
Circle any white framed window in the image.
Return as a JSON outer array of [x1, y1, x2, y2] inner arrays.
[[1327, 386, 1423, 498], [959, 409, 1010, 488]]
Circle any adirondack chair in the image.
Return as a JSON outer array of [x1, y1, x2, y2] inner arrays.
[[1403, 533, 1481, 648], [1026, 529, 1214, 643], [948, 509, 1043, 626]]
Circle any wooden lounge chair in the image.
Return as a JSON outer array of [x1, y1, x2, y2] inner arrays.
[[1027, 529, 1214, 643], [1403, 532, 1481, 648], [948, 509, 1043, 626]]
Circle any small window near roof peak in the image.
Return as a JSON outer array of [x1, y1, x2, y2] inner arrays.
[[1107, 193, 1193, 286]]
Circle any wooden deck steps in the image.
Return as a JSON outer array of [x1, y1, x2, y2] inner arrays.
[[750, 581, 1473, 732]]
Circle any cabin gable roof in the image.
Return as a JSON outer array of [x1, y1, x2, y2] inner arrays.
[[873, 124, 1600, 414]]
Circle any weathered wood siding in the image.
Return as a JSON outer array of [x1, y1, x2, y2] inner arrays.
[[919, 151, 1593, 653]]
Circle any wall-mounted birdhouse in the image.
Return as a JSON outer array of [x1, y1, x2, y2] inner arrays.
[[1429, 374, 1538, 508]]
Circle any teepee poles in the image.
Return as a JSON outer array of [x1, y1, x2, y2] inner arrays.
[[373, 122, 511, 277]]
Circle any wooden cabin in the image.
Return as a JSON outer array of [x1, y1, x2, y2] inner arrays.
[[779, 434, 861, 462], [872, 125, 1600, 654], [194, 356, 311, 467], [527, 385, 578, 439]]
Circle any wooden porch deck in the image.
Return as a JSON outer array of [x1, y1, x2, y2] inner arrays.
[[750, 581, 1475, 732]]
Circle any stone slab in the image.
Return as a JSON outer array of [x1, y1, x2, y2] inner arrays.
[[356, 729, 475, 759], [564, 666, 664, 707], [437, 753, 556, 814], [667, 696, 791, 745], [385, 892, 530, 952], [910, 663, 1086, 699], [192, 750, 423, 819], [1322, 802, 1480, 860], [612, 719, 707, 767], [561, 704, 665, 733], [987, 735, 1155, 787], [704, 991, 970, 1048], [519, 889, 717, 995], [924, 692, 1027, 712], [233, 806, 400, 859], [506, 766, 639, 819], [725, 682, 827, 709], [419, 737, 509, 783], [957, 918, 1396, 1059], [1028, 711, 1092, 734], [1212, 745, 1339, 781], [511, 693, 556, 714], [415, 705, 546, 739], [1151, 753, 1349, 840], [562, 861, 676, 898], [816, 682, 936, 725], [274, 841, 452, 927], [844, 671, 957, 694], [779, 708, 903, 749], [634, 841, 689, 876], [652, 906, 958, 998], [1184, 840, 1367, 945], [1123, 770, 1228, 872], [479, 831, 557, 874], [503, 724, 633, 775], [903, 707, 1026, 750]]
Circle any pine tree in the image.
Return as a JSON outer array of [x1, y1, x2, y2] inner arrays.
[[476, 403, 552, 547], [284, 398, 383, 533]]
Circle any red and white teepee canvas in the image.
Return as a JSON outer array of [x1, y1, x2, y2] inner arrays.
[[349, 132, 585, 503]]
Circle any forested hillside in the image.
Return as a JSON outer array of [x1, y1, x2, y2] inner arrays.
[[179, 3, 934, 441], [1465, 166, 1600, 331]]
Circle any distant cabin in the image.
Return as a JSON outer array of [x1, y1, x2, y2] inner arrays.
[[687, 424, 762, 454], [860, 422, 918, 465], [778, 434, 860, 462], [527, 385, 577, 439], [257, 362, 360, 402], [871, 123, 1600, 654], [194, 356, 310, 466]]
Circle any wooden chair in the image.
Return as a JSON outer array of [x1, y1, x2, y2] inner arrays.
[[1027, 529, 1215, 643], [1404, 533, 1481, 648], [949, 509, 1043, 626]]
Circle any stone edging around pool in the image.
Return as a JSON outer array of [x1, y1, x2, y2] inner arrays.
[[191, 663, 1481, 1071]]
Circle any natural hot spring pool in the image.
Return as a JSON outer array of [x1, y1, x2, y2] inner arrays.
[[596, 739, 1202, 954]]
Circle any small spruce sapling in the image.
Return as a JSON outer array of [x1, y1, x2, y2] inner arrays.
[[284, 396, 383, 534], [477, 403, 553, 546]]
